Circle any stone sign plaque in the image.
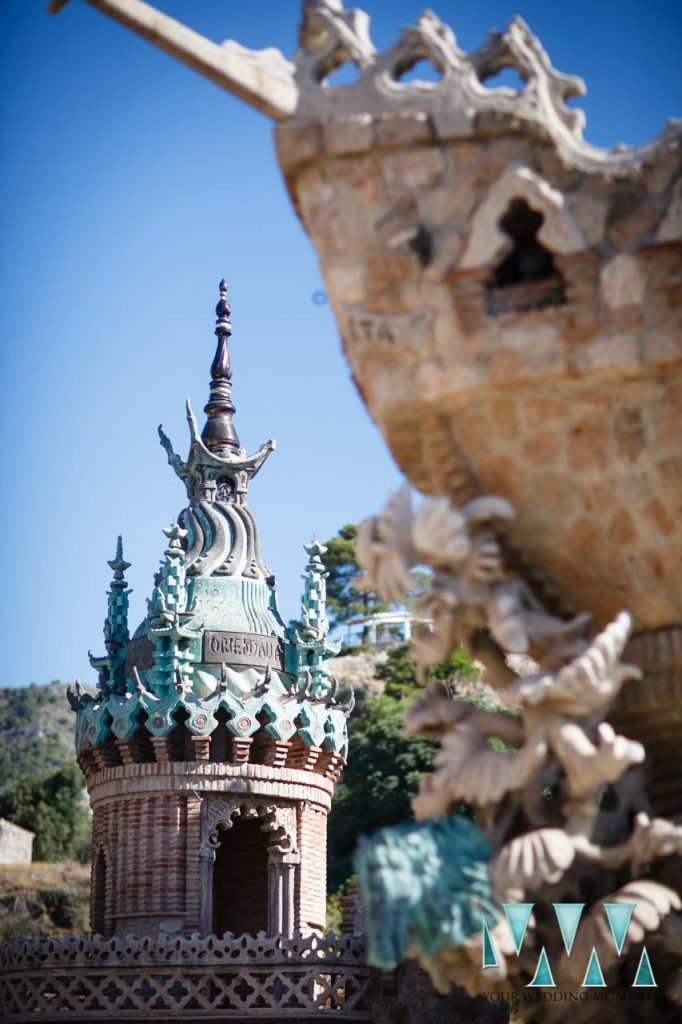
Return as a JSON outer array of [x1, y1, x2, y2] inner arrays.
[[202, 631, 285, 671], [341, 304, 432, 351], [125, 636, 155, 675]]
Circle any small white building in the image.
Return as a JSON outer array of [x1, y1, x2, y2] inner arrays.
[[0, 819, 35, 865], [345, 610, 432, 649]]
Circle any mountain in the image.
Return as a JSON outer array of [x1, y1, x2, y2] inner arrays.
[[0, 683, 76, 792]]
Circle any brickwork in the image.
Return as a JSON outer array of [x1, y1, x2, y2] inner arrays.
[[87, 757, 335, 938], [297, 802, 328, 931]]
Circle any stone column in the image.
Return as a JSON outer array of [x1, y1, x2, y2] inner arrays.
[[268, 852, 300, 937], [199, 846, 216, 936]]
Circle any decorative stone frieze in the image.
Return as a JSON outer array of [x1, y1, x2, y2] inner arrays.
[[0, 931, 372, 1021]]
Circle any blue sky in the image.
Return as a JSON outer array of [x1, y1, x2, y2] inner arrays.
[[1, 1, 681, 687]]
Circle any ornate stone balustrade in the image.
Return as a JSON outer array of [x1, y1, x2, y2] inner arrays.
[[0, 930, 372, 1021]]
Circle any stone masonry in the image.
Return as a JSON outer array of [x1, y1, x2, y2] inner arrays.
[[0, 819, 34, 866]]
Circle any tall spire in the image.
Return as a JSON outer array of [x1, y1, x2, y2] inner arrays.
[[201, 279, 241, 454], [89, 536, 131, 696]]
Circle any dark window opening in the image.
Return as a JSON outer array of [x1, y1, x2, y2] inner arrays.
[[249, 718, 275, 765], [487, 199, 565, 315], [216, 477, 234, 503], [209, 707, 230, 762], [92, 848, 106, 936], [212, 818, 269, 936], [170, 707, 194, 761]]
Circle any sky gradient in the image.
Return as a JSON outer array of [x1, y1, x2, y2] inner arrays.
[[1, 1, 681, 687]]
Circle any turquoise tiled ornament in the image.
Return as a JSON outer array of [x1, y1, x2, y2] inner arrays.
[[69, 281, 352, 757], [354, 815, 496, 971]]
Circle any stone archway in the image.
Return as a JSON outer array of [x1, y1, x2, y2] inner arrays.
[[199, 797, 300, 938]]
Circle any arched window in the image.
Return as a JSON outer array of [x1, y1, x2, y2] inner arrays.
[[212, 818, 269, 936], [487, 199, 566, 314]]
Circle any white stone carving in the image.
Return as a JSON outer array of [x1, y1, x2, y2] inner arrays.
[[459, 164, 586, 270], [53, 0, 682, 174], [355, 486, 682, 1002], [355, 485, 591, 679], [202, 796, 298, 854]]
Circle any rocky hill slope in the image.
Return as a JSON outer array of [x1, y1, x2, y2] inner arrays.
[[0, 683, 76, 792]]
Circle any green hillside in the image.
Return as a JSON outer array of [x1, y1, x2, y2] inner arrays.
[[0, 682, 76, 788], [0, 683, 90, 864]]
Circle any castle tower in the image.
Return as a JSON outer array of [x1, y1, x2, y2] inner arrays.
[[71, 281, 350, 940]]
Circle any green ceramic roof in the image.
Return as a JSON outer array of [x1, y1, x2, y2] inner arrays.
[[70, 283, 351, 757]]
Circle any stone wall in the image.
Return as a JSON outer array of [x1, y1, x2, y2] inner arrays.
[[0, 819, 34, 866], [277, 120, 681, 633]]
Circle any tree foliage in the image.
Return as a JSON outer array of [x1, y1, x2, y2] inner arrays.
[[328, 642, 480, 891], [323, 524, 388, 629], [328, 690, 437, 891], [0, 683, 75, 787], [0, 764, 91, 863]]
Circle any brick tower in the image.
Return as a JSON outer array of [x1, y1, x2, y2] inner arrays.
[[71, 280, 351, 941]]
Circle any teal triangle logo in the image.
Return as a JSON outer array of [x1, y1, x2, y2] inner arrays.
[[582, 947, 606, 987], [553, 903, 584, 956], [528, 947, 555, 987], [603, 903, 636, 955], [632, 947, 656, 987], [482, 916, 499, 969], [503, 903, 534, 955]]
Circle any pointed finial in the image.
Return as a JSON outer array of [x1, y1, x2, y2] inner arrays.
[[304, 538, 328, 561], [212, 279, 232, 376], [108, 535, 131, 583], [202, 279, 241, 453], [162, 521, 188, 551]]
